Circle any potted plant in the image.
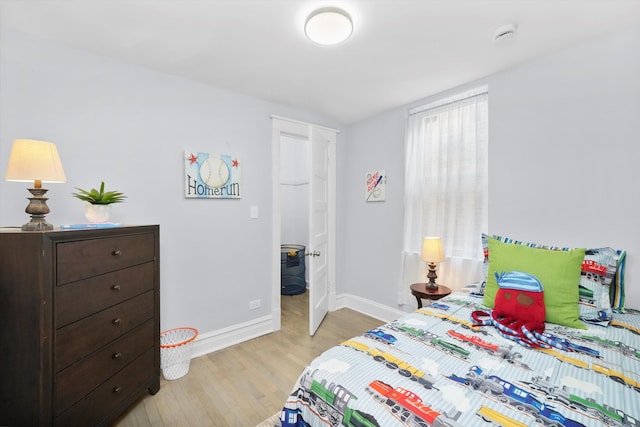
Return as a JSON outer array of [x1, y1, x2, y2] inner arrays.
[[72, 181, 126, 223]]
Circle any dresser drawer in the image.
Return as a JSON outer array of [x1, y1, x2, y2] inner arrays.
[[56, 320, 154, 414], [56, 262, 155, 328], [56, 232, 156, 285], [56, 348, 155, 427], [55, 291, 154, 371]]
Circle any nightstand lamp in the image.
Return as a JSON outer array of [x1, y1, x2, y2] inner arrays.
[[5, 139, 67, 231], [421, 236, 445, 291]]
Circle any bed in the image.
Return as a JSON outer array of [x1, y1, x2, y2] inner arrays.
[[279, 237, 639, 427]]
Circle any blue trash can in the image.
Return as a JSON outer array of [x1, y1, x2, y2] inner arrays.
[[281, 244, 306, 295]]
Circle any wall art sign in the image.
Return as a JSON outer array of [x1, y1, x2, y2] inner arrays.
[[366, 169, 386, 202], [184, 151, 241, 199]]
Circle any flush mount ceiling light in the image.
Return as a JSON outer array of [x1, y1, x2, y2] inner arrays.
[[305, 7, 353, 45]]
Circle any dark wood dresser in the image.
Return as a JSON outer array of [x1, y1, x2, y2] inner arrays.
[[0, 225, 160, 426]]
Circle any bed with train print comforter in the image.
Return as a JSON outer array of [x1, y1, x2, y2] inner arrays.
[[279, 292, 640, 427]]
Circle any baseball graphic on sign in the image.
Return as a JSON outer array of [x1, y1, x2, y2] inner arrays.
[[184, 151, 242, 199], [199, 157, 230, 188]]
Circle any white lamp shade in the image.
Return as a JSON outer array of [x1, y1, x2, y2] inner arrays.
[[5, 139, 66, 183], [421, 237, 445, 263], [305, 7, 353, 45]]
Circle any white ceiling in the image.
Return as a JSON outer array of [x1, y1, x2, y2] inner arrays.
[[2, 0, 640, 124]]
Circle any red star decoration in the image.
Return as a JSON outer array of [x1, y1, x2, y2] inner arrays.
[[232, 159, 239, 168], [188, 153, 198, 164]]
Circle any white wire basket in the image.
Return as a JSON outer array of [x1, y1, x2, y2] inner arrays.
[[160, 327, 198, 380]]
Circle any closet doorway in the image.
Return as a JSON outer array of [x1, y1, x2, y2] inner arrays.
[[271, 116, 337, 336], [280, 135, 310, 332]]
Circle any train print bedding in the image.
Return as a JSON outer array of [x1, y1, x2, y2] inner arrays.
[[279, 292, 640, 427]]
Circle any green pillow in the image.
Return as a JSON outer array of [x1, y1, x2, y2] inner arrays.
[[483, 237, 586, 329]]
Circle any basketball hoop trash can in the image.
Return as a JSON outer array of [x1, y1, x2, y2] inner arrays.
[[160, 327, 198, 380]]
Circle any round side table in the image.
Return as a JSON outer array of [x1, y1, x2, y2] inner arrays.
[[410, 283, 452, 308]]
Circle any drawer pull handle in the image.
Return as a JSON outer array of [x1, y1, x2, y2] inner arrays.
[[113, 386, 123, 394], [111, 284, 121, 291], [113, 352, 123, 360], [112, 318, 122, 326], [112, 250, 122, 257]]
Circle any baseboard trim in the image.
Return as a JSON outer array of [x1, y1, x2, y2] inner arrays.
[[190, 314, 273, 359], [190, 293, 407, 359], [333, 293, 407, 323]]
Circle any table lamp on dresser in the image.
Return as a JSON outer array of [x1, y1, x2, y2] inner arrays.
[[5, 139, 66, 231]]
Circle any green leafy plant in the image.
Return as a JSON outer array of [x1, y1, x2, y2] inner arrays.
[[72, 181, 126, 205]]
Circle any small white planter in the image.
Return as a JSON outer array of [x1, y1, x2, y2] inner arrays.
[[84, 204, 112, 223]]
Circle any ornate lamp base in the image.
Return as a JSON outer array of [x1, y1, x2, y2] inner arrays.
[[22, 187, 54, 231], [426, 262, 439, 291]]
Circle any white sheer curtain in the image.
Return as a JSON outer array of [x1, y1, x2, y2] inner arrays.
[[399, 88, 488, 306]]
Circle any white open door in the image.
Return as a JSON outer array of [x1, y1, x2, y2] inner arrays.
[[308, 126, 336, 335], [271, 116, 337, 336]]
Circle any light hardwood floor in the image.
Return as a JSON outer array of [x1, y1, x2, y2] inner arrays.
[[114, 292, 382, 426]]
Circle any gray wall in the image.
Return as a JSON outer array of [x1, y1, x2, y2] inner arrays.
[[341, 25, 640, 309], [0, 29, 341, 333], [339, 109, 406, 303], [2, 23, 638, 342]]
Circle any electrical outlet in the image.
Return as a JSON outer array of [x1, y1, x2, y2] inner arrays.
[[249, 299, 261, 310]]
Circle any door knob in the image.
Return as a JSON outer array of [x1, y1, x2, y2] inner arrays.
[[306, 250, 321, 257]]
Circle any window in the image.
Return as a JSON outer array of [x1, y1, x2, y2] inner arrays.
[[399, 88, 488, 304]]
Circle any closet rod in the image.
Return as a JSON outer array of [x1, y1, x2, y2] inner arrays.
[[280, 181, 309, 186]]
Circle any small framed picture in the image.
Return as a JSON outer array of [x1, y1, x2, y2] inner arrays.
[[184, 151, 242, 199], [366, 170, 386, 202]]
